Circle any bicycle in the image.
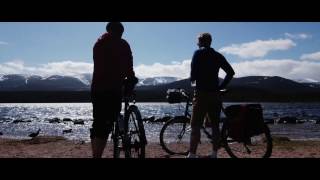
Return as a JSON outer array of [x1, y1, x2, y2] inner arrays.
[[112, 80, 147, 158], [159, 89, 273, 158]]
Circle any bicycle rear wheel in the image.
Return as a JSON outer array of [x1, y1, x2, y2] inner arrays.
[[125, 105, 147, 158], [159, 116, 191, 155], [222, 123, 273, 158]]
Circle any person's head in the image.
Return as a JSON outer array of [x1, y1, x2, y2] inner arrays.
[[197, 33, 212, 48], [106, 22, 124, 38]]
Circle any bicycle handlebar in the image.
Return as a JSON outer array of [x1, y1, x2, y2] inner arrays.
[[123, 76, 139, 103], [219, 89, 229, 95], [180, 89, 190, 99], [179, 88, 229, 101]]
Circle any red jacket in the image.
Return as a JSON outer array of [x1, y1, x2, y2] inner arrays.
[[91, 33, 135, 92]]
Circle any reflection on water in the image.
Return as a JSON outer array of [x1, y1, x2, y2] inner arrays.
[[0, 102, 320, 142]]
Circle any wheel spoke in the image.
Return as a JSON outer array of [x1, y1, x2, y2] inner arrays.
[[125, 106, 146, 158], [160, 118, 190, 155]]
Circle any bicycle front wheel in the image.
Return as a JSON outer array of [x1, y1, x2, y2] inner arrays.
[[222, 123, 273, 158], [113, 120, 122, 158], [159, 116, 191, 155], [125, 105, 147, 158]]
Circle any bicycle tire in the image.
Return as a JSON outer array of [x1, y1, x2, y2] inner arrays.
[[222, 123, 273, 158], [125, 105, 146, 158], [159, 116, 191, 155], [113, 120, 121, 158]]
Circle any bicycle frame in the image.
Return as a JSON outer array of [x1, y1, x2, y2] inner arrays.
[[180, 89, 228, 140], [123, 96, 130, 133], [160, 89, 273, 157], [181, 89, 227, 120]]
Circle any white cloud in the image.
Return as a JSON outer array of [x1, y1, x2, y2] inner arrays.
[[285, 33, 312, 39], [135, 60, 191, 79], [0, 60, 93, 77], [1, 58, 320, 82], [219, 39, 296, 58], [229, 59, 320, 82], [0, 61, 35, 74], [37, 61, 93, 76], [0, 41, 8, 45], [300, 51, 320, 61], [135, 59, 320, 82]]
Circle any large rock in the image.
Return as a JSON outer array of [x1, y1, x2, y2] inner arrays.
[[264, 118, 275, 124], [49, 118, 61, 123], [142, 116, 155, 122], [63, 118, 72, 122], [62, 129, 72, 134], [74, 119, 84, 125], [12, 120, 23, 124], [276, 116, 297, 124], [12, 119, 31, 124], [297, 119, 306, 124]]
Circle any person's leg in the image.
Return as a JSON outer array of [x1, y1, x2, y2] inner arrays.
[[90, 101, 109, 158], [189, 126, 201, 155], [207, 93, 222, 157], [189, 91, 206, 156], [91, 135, 108, 158], [90, 118, 109, 158], [91, 120, 115, 158], [90, 92, 122, 158]]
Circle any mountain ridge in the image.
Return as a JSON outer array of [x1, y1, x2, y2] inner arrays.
[[0, 74, 319, 102]]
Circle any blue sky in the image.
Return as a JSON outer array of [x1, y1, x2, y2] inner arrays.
[[0, 22, 320, 81]]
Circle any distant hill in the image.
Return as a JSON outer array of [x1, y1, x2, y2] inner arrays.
[[135, 76, 320, 102], [0, 74, 90, 91], [0, 74, 319, 102], [0, 74, 178, 91], [229, 76, 318, 94]]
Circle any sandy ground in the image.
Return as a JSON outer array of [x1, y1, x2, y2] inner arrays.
[[0, 136, 320, 158]]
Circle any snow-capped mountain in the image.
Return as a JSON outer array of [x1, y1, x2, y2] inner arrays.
[[73, 75, 178, 87], [134, 75, 320, 102], [0, 74, 90, 91], [137, 77, 179, 86], [0, 74, 179, 91], [294, 78, 320, 84], [76, 73, 92, 86], [0, 73, 319, 93], [293, 78, 320, 88], [0, 74, 319, 102]]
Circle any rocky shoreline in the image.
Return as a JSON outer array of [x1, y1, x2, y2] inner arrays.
[[2, 114, 320, 124], [1, 135, 320, 158]]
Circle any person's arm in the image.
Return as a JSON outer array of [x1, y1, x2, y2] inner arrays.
[[190, 51, 199, 85], [124, 41, 135, 79], [123, 41, 138, 95], [93, 41, 99, 63], [218, 54, 235, 90]]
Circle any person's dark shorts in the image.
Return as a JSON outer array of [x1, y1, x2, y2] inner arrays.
[[90, 91, 122, 139], [191, 90, 221, 128]]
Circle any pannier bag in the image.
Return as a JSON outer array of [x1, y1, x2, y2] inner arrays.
[[225, 104, 265, 142], [166, 89, 184, 104]]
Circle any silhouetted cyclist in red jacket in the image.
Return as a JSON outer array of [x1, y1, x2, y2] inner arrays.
[[90, 22, 137, 158]]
